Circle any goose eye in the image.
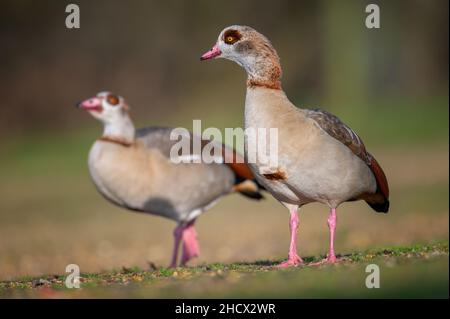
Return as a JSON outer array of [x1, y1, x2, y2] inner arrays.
[[223, 30, 241, 45], [225, 36, 235, 44], [107, 94, 119, 106]]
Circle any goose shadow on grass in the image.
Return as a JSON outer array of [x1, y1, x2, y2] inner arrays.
[[212, 253, 358, 269], [227, 248, 426, 268]]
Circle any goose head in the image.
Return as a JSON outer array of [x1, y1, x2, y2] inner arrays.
[[77, 91, 130, 124], [77, 91, 135, 141], [200, 25, 282, 88]]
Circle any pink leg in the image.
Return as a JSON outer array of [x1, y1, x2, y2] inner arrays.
[[169, 224, 183, 268], [276, 208, 303, 268], [181, 222, 200, 266], [327, 208, 337, 263], [309, 208, 339, 266]]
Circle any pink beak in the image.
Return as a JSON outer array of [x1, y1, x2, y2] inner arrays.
[[77, 97, 103, 112], [200, 44, 221, 61]]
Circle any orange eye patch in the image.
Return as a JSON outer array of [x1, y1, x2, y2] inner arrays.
[[107, 94, 120, 106]]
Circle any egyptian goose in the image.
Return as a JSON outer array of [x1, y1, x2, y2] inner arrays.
[[77, 91, 264, 267], [201, 26, 389, 266]]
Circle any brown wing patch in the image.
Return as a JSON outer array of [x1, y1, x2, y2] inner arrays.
[[226, 162, 255, 180], [307, 109, 370, 164], [221, 145, 255, 181], [200, 139, 255, 181], [368, 154, 390, 199], [136, 128, 255, 182], [307, 109, 389, 201]]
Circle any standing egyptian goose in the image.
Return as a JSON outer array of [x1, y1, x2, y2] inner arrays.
[[201, 26, 389, 266], [77, 91, 264, 267]]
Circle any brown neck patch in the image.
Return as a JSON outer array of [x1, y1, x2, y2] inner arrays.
[[247, 79, 281, 90], [98, 136, 134, 147]]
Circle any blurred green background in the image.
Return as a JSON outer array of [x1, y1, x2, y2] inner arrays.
[[0, 0, 448, 297]]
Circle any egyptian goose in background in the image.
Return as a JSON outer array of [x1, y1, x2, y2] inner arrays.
[[201, 26, 389, 267], [77, 91, 264, 267]]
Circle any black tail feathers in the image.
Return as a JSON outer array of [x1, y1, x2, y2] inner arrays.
[[367, 199, 390, 213]]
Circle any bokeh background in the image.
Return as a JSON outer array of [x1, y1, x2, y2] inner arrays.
[[0, 0, 448, 292]]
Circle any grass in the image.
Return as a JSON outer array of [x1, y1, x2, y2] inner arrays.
[[0, 242, 447, 298]]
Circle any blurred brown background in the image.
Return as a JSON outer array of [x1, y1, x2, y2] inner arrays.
[[0, 0, 448, 281], [0, 0, 448, 136]]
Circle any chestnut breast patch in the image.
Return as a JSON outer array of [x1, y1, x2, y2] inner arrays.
[[263, 169, 287, 181]]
